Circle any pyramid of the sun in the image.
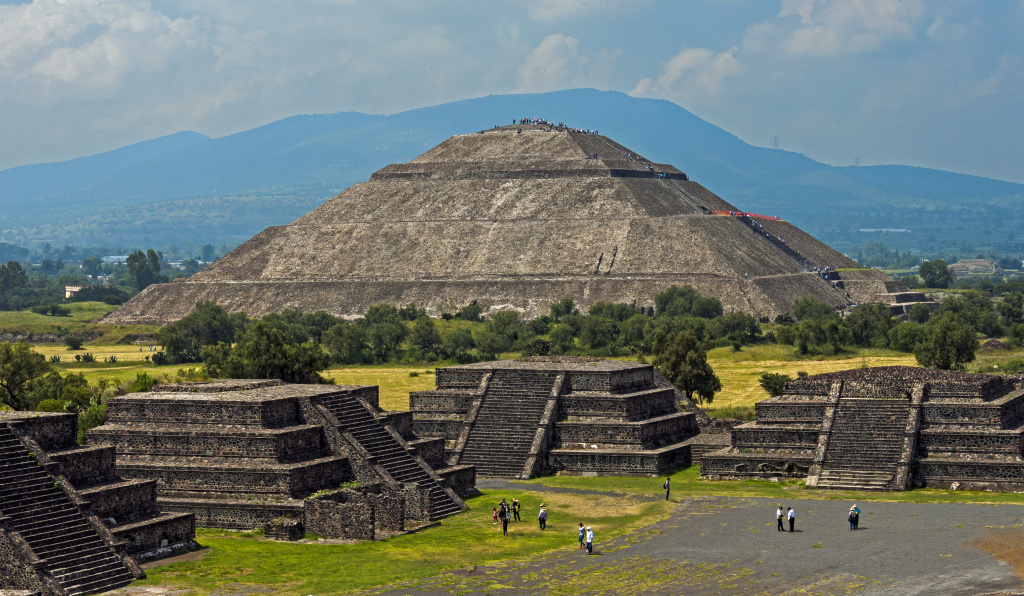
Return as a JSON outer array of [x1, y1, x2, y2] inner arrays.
[[103, 124, 919, 325]]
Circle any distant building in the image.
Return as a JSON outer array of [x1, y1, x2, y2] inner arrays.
[[948, 259, 1003, 278], [64, 285, 84, 299], [102, 255, 129, 264]]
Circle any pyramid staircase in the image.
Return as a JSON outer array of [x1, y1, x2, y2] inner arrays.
[[458, 370, 559, 478], [817, 399, 911, 491], [317, 393, 464, 520], [0, 424, 135, 596]]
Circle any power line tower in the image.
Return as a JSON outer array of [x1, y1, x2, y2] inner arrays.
[[772, 136, 780, 150]]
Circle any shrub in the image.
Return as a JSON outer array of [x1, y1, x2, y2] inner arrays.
[[103, 294, 124, 305], [759, 372, 792, 397], [80, 353, 96, 363], [64, 336, 84, 350]]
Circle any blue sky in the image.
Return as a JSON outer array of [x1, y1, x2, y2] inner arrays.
[[1, 0, 1021, 182]]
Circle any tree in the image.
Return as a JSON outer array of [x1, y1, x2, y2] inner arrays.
[[322, 322, 370, 364], [126, 249, 163, 291], [654, 285, 722, 319], [908, 302, 931, 324], [914, 313, 977, 370], [155, 301, 243, 363], [202, 321, 330, 383], [888, 321, 926, 352], [919, 259, 950, 288], [410, 316, 442, 351], [651, 329, 721, 405], [845, 302, 897, 347], [440, 326, 475, 360], [998, 293, 1024, 326], [759, 372, 792, 397], [550, 297, 578, 321], [361, 304, 407, 362], [791, 295, 834, 321], [81, 255, 102, 277], [0, 261, 28, 293], [548, 324, 575, 354], [201, 244, 217, 262], [0, 342, 52, 410], [578, 315, 615, 349]]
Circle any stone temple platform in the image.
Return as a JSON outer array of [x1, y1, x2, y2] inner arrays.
[[1, 411, 193, 596], [86, 380, 474, 530], [411, 357, 701, 478], [701, 367, 1024, 491]]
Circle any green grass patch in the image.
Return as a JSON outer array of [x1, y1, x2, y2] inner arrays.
[[135, 488, 673, 595], [0, 302, 158, 343]]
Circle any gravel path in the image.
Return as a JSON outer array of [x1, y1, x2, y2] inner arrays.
[[369, 493, 1024, 596]]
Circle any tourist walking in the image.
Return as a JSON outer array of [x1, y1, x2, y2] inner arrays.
[[492, 508, 497, 525], [500, 506, 509, 536], [585, 526, 594, 554], [538, 504, 547, 530], [577, 523, 585, 549], [776, 505, 784, 531], [513, 498, 521, 521], [787, 507, 795, 532], [663, 477, 671, 500], [849, 504, 860, 530]]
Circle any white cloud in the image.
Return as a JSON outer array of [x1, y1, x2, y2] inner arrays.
[[966, 54, 1022, 100], [1, 0, 207, 102], [527, 0, 634, 23], [517, 34, 587, 92], [778, 0, 926, 55], [630, 46, 739, 102]]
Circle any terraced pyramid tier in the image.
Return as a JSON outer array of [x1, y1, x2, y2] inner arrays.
[[101, 124, 923, 325], [701, 367, 1024, 492], [412, 357, 702, 478]]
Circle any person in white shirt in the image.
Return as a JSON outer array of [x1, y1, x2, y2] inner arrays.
[[585, 526, 594, 554], [776, 505, 784, 531], [787, 507, 795, 532]]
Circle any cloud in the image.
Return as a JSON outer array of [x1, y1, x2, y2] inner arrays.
[[1, 0, 207, 103], [966, 54, 1022, 100], [630, 46, 739, 102], [527, 0, 634, 23], [517, 34, 587, 92], [778, 0, 926, 55]]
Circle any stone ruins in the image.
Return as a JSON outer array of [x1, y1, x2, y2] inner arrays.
[[85, 380, 475, 532], [0, 411, 193, 596], [702, 367, 1024, 491], [410, 357, 703, 477], [101, 124, 927, 325]]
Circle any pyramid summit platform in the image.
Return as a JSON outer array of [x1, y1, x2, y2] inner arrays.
[[103, 123, 917, 324]]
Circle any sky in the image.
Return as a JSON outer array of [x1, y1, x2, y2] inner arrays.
[[1, 0, 1022, 182]]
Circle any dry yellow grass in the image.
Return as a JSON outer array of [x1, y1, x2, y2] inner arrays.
[[705, 346, 917, 413], [324, 365, 438, 411]]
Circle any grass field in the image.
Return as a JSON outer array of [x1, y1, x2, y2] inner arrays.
[[0, 302, 159, 344], [134, 486, 674, 595]]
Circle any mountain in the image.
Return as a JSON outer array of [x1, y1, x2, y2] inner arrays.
[[1, 89, 1021, 253]]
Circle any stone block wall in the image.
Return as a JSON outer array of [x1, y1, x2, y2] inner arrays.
[[48, 446, 117, 488], [553, 413, 695, 449], [80, 480, 159, 523], [264, 518, 303, 541], [754, 401, 827, 423], [0, 527, 50, 596], [0, 413, 76, 451], [302, 486, 408, 540], [559, 388, 677, 422], [106, 396, 300, 428], [437, 465, 476, 497], [161, 499, 302, 529]]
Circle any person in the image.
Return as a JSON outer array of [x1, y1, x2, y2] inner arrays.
[[585, 526, 594, 555], [849, 504, 861, 530], [512, 498, 521, 522], [787, 507, 795, 532], [500, 506, 509, 536], [776, 505, 784, 531], [663, 477, 671, 501], [538, 504, 547, 530], [492, 508, 497, 525], [577, 523, 585, 549]]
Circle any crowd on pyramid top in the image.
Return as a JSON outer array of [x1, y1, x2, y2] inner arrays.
[[512, 118, 598, 134]]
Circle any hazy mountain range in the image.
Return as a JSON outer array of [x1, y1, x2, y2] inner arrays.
[[2, 89, 1021, 254]]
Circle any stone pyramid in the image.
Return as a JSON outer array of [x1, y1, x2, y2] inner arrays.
[[104, 124, 915, 325]]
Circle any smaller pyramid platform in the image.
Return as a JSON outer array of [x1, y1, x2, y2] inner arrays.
[[87, 380, 473, 530], [411, 357, 701, 478], [701, 367, 1024, 491]]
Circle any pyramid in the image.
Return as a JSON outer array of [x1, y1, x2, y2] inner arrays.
[[103, 124, 918, 325]]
